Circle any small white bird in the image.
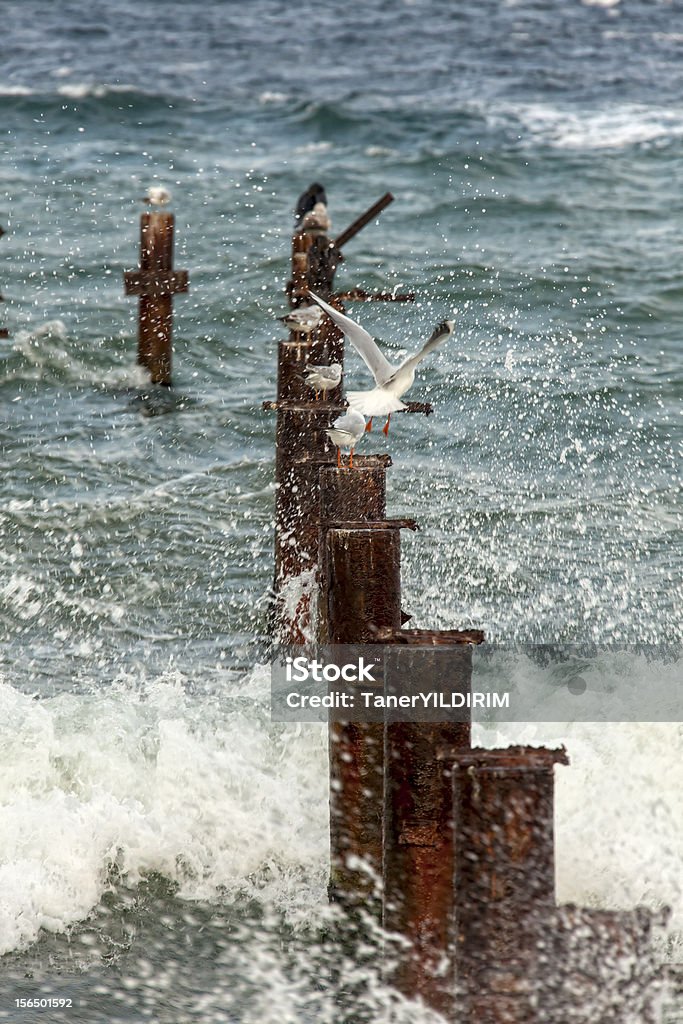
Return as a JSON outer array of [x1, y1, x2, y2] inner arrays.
[[141, 186, 172, 206], [301, 201, 331, 233], [304, 362, 342, 400], [278, 304, 323, 335], [309, 291, 454, 435], [326, 409, 366, 469]]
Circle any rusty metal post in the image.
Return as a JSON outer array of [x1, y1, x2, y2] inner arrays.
[[277, 339, 314, 402], [320, 460, 387, 524], [273, 406, 339, 643], [318, 458, 388, 644], [0, 225, 7, 339], [442, 745, 569, 1024], [334, 192, 394, 250], [124, 211, 188, 386], [270, 189, 345, 644], [381, 637, 480, 1019], [324, 526, 402, 912], [269, 187, 428, 643]]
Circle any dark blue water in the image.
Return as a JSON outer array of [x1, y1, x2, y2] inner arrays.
[[0, 0, 681, 1020]]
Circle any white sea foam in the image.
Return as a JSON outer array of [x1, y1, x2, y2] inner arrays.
[[7, 321, 152, 388], [0, 81, 140, 99], [496, 101, 683, 151], [0, 658, 680, 958], [295, 141, 333, 154], [0, 668, 329, 955], [0, 84, 34, 96], [56, 82, 139, 99], [9, 320, 72, 376], [259, 91, 289, 105]]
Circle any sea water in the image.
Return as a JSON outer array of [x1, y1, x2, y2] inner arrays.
[[1, 0, 681, 1020]]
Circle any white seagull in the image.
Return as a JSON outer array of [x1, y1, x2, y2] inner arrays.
[[309, 291, 454, 435], [278, 304, 323, 334], [304, 362, 342, 400], [326, 409, 366, 469], [142, 186, 172, 206]]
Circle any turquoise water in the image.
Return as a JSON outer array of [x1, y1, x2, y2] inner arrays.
[[0, 0, 681, 1019]]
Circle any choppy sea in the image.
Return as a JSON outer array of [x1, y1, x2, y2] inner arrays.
[[1, 0, 681, 1020]]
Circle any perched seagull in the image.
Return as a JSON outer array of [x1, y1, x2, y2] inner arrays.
[[309, 291, 454, 436], [294, 182, 327, 227], [278, 304, 323, 334], [303, 362, 342, 400], [326, 409, 366, 469], [301, 201, 331, 233], [141, 186, 172, 206]]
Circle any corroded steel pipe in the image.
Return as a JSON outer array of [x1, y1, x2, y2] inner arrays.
[[124, 211, 188, 386], [325, 526, 402, 912], [276, 339, 313, 403], [318, 460, 388, 644], [273, 191, 345, 641], [443, 745, 569, 1024], [383, 640, 478, 1018], [273, 407, 336, 644], [334, 192, 394, 249], [326, 527, 402, 645], [320, 461, 387, 524]]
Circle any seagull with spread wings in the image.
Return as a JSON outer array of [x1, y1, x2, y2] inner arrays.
[[308, 291, 454, 435]]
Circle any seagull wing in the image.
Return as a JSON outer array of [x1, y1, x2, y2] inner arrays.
[[308, 291, 395, 386], [391, 320, 454, 379]]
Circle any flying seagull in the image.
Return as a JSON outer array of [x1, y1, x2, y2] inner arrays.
[[326, 409, 366, 469], [308, 291, 454, 435], [304, 362, 342, 400]]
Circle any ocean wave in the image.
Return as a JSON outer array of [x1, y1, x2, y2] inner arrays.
[[258, 90, 290, 105], [56, 82, 141, 100], [0, 665, 679, 956], [0, 669, 329, 955], [2, 321, 152, 389], [502, 101, 683, 151], [0, 82, 187, 109]]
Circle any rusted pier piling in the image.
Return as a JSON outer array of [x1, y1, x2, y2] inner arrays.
[[265, 185, 671, 1024], [268, 184, 490, 1017], [382, 637, 478, 1018], [321, 517, 485, 1014], [324, 525, 403, 913], [269, 185, 418, 643], [441, 746, 569, 1024], [318, 457, 390, 644], [272, 406, 340, 643], [124, 210, 188, 386], [0, 226, 8, 339]]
